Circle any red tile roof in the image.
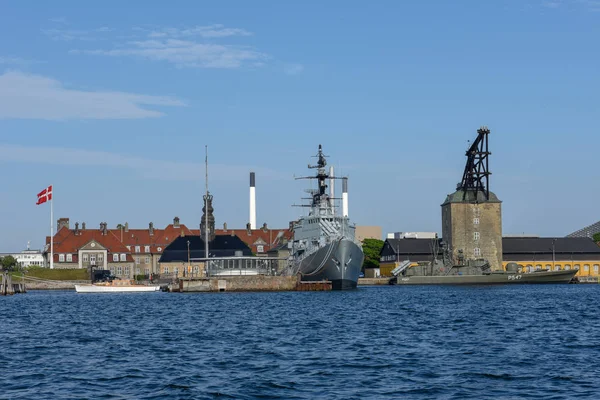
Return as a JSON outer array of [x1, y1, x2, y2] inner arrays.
[[45, 220, 292, 260], [49, 226, 134, 262]]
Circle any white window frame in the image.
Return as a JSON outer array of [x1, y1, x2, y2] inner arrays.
[[90, 255, 96, 265], [474, 232, 480, 241], [145, 256, 151, 264], [474, 248, 481, 257], [117, 266, 123, 275], [135, 257, 140, 265], [584, 264, 590, 272], [473, 217, 480, 225], [574, 264, 580, 270], [59, 254, 65, 262], [83, 254, 88, 262], [535, 264, 542, 271], [135, 246, 140, 253], [594, 265, 599, 273], [164, 266, 169, 274], [66, 254, 72, 262], [257, 245, 264, 253], [120, 254, 126, 262], [113, 254, 118, 262], [98, 254, 104, 262], [144, 246, 150, 253], [565, 264, 571, 270], [555, 265, 560, 271], [174, 267, 179, 275]]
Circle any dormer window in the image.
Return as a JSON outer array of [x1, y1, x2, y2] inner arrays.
[[144, 246, 150, 253], [113, 254, 118, 262], [135, 246, 140, 253], [120, 254, 126, 262]]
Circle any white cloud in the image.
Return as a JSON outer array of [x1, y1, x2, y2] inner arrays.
[[78, 39, 267, 69], [0, 56, 40, 65], [70, 24, 267, 69], [0, 144, 286, 182], [146, 24, 252, 39], [41, 26, 114, 41], [0, 71, 185, 120], [542, 0, 600, 9], [284, 63, 304, 75]]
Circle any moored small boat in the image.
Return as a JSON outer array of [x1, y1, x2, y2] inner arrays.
[[75, 279, 161, 293]]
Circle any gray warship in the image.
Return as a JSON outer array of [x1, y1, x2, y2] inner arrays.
[[287, 145, 364, 290]]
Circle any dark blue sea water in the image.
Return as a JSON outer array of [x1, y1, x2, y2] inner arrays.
[[1, 285, 600, 399]]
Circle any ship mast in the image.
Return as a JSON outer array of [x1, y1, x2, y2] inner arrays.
[[293, 144, 349, 213]]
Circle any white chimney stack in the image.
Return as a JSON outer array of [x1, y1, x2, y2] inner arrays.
[[329, 166, 335, 213], [249, 172, 256, 229], [342, 177, 348, 217]]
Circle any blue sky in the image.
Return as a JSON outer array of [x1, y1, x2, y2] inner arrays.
[[1, 0, 599, 251]]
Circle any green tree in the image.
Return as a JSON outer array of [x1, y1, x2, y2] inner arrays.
[[0, 255, 19, 272], [593, 233, 600, 243], [116, 224, 124, 229], [362, 238, 384, 270]]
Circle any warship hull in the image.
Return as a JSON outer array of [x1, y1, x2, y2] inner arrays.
[[392, 269, 578, 285], [298, 238, 364, 290]]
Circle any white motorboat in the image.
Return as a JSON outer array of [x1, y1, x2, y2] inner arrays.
[[75, 279, 161, 293]]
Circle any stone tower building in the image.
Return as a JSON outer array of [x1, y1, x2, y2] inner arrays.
[[201, 192, 216, 242], [441, 127, 503, 271]]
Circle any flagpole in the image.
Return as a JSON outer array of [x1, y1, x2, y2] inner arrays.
[[205, 145, 209, 261], [50, 185, 54, 269]]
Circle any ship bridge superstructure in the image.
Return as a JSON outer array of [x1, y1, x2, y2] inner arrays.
[[290, 145, 359, 267]]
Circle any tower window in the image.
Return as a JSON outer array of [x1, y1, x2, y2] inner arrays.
[[474, 248, 481, 257], [473, 218, 480, 225], [474, 232, 480, 241]]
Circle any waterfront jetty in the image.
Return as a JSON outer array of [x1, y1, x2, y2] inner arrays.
[[168, 274, 332, 292], [358, 277, 390, 286], [1, 272, 26, 295]]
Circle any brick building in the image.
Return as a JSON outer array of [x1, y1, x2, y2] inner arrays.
[[44, 215, 292, 278]]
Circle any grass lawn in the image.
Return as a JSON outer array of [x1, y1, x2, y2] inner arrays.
[[16, 268, 89, 281]]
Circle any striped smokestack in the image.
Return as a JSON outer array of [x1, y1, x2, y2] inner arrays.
[[249, 172, 256, 229], [342, 177, 349, 217]]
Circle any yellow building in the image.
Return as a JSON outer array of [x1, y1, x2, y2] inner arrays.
[[502, 237, 600, 278], [375, 236, 600, 278]]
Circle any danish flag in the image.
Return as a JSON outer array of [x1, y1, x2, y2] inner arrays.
[[36, 185, 53, 205]]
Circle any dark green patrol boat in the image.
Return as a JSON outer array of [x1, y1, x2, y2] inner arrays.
[[389, 258, 578, 285]]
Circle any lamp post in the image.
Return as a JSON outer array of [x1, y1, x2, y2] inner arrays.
[[552, 238, 557, 271], [187, 240, 190, 278]]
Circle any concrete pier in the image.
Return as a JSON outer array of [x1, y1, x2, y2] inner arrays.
[[358, 277, 391, 286], [170, 274, 334, 292]]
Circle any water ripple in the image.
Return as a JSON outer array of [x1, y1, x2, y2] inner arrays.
[[1, 285, 600, 398]]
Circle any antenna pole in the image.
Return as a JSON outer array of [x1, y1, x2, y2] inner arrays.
[[205, 145, 209, 263]]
